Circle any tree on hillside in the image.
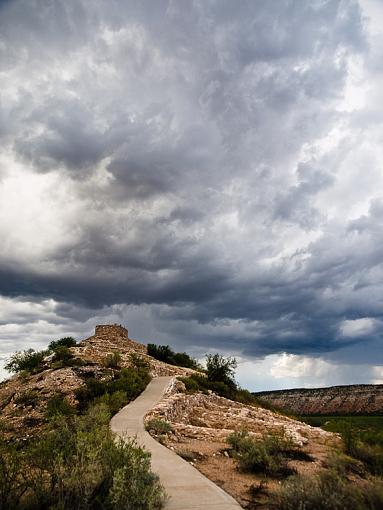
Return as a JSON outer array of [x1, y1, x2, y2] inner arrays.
[[206, 353, 237, 388], [5, 349, 47, 374], [49, 337, 77, 351]]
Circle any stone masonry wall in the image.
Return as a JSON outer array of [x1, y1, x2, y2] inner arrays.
[[95, 324, 129, 338]]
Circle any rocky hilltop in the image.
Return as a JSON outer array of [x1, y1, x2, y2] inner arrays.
[[254, 384, 383, 415], [0, 324, 194, 438]]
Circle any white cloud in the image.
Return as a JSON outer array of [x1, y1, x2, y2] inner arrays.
[[372, 365, 383, 384], [339, 317, 376, 337], [270, 353, 332, 380]]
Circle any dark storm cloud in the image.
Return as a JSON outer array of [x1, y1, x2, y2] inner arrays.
[[1, 0, 382, 375], [14, 99, 108, 173]]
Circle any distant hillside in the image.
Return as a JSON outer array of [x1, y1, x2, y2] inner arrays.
[[254, 384, 383, 415]]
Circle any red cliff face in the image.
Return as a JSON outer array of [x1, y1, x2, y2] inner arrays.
[[254, 384, 383, 415]]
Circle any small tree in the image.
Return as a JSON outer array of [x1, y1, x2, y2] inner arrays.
[[147, 344, 174, 363], [206, 353, 237, 387], [49, 337, 77, 351], [5, 349, 47, 374]]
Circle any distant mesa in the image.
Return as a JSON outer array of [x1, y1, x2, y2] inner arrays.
[[254, 384, 383, 416]]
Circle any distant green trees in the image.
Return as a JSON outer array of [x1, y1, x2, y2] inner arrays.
[[147, 344, 199, 369], [48, 337, 77, 351]]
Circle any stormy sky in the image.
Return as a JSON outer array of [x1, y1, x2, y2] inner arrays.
[[1, 0, 383, 390]]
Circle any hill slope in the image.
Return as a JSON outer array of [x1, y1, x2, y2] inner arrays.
[[0, 324, 194, 438]]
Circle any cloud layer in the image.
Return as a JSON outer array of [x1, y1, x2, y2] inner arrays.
[[1, 0, 383, 388]]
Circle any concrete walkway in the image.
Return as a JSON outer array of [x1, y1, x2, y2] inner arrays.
[[110, 376, 242, 510]]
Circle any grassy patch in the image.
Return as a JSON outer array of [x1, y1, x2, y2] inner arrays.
[[227, 429, 303, 478], [301, 415, 383, 433], [301, 415, 383, 476], [272, 471, 383, 510]]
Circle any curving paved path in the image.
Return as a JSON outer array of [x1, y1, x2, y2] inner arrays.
[[110, 376, 242, 510]]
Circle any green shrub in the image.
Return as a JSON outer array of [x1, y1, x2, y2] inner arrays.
[[271, 471, 383, 510], [226, 429, 249, 453], [45, 393, 75, 419], [0, 438, 26, 510], [324, 451, 366, 477], [146, 419, 172, 435], [179, 372, 239, 400], [178, 376, 200, 393], [129, 353, 149, 369], [302, 416, 383, 477], [0, 404, 165, 510], [96, 390, 128, 415], [339, 422, 383, 475], [108, 443, 166, 510], [52, 345, 74, 365], [108, 367, 151, 401], [14, 390, 39, 408], [178, 355, 239, 399], [5, 349, 47, 374], [350, 441, 383, 476], [363, 480, 383, 509], [175, 449, 195, 462], [208, 380, 237, 399], [75, 366, 150, 413], [48, 337, 77, 351], [172, 352, 199, 369], [227, 429, 298, 477], [104, 352, 122, 369]]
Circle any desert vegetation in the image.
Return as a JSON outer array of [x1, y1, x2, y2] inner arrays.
[[227, 429, 307, 477], [147, 343, 200, 369], [272, 470, 383, 510], [0, 403, 165, 510], [5, 337, 82, 375], [223, 424, 383, 509], [75, 355, 151, 414], [179, 353, 283, 409], [4, 349, 48, 375], [1, 339, 164, 510], [268, 415, 383, 509]]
